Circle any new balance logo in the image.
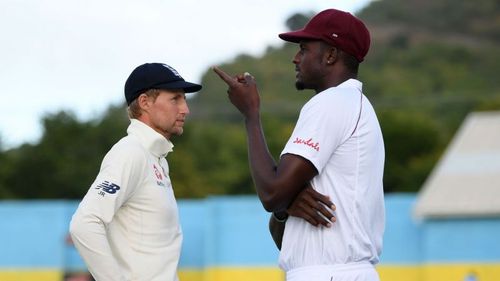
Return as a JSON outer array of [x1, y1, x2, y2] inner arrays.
[[95, 181, 121, 196]]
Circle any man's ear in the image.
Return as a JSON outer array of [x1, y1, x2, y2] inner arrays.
[[137, 93, 150, 111], [325, 46, 339, 65]]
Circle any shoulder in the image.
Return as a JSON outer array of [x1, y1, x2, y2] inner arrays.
[[304, 87, 360, 113], [323, 86, 359, 101], [103, 135, 147, 165]]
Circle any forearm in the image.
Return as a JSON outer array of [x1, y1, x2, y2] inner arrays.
[[245, 116, 294, 211], [70, 214, 125, 281], [212, 67, 315, 212]]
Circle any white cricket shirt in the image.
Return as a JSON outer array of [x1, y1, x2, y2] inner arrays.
[[279, 79, 385, 271], [70, 119, 183, 281]]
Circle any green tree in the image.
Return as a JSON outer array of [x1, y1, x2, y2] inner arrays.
[[0, 105, 129, 199], [378, 111, 445, 192], [1, 0, 499, 198], [285, 12, 315, 31]]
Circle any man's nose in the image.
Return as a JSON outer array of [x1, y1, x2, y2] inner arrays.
[[181, 101, 190, 115]]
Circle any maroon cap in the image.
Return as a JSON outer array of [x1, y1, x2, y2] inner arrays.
[[279, 9, 370, 62]]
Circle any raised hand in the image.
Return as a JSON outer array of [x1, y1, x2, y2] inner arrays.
[[212, 66, 260, 119]]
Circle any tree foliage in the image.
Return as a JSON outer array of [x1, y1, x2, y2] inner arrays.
[[0, 106, 128, 198], [0, 0, 499, 198]]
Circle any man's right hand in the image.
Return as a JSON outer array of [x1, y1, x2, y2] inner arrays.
[[212, 66, 260, 120], [287, 185, 336, 227]]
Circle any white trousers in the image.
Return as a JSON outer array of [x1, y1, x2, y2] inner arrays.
[[286, 262, 380, 281]]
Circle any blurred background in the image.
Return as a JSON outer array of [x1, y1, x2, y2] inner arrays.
[[0, 0, 499, 280]]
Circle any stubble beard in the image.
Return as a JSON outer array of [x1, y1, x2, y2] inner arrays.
[[168, 126, 184, 137], [295, 81, 305, 91], [176, 127, 184, 136]]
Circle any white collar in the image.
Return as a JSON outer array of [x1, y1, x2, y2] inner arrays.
[[336, 78, 362, 92], [127, 119, 174, 158]]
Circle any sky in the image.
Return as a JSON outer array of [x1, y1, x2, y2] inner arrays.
[[0, 0, 373, 149]]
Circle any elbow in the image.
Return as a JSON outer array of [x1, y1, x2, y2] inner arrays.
[[69, 212, 93, 242], [69, 215, 83, 240]]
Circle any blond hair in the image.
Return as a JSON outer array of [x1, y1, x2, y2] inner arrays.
[[127, 89, 161, 119]]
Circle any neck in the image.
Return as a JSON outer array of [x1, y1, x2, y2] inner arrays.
[[135, 116, 171, 140], [315, 73, 357, 93]]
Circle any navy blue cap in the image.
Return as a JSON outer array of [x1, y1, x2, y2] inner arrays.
[[124, 63, 202, 105]]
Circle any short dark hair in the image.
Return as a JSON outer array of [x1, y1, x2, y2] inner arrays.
[[319, 41, 359, 75], [339, 50, 360, 75]]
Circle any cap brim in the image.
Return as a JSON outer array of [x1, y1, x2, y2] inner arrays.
[[156, 80, 202, 93], [279, 30, 322, 43]]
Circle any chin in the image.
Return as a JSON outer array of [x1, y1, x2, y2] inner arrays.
[[174, 128, 184, 136], [295, 81, 305, 91]]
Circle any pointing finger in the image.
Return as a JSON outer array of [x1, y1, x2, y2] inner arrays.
[[212, 66, 236, 85]]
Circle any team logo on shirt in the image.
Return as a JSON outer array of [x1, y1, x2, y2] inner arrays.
[[153, 164, 163, 180], [95, 181, 121, 197], [293, 137, 320, 151], [153, 164, 166, 187]]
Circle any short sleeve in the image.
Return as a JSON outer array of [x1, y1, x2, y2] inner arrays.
[[280, 91, 360, 173]]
